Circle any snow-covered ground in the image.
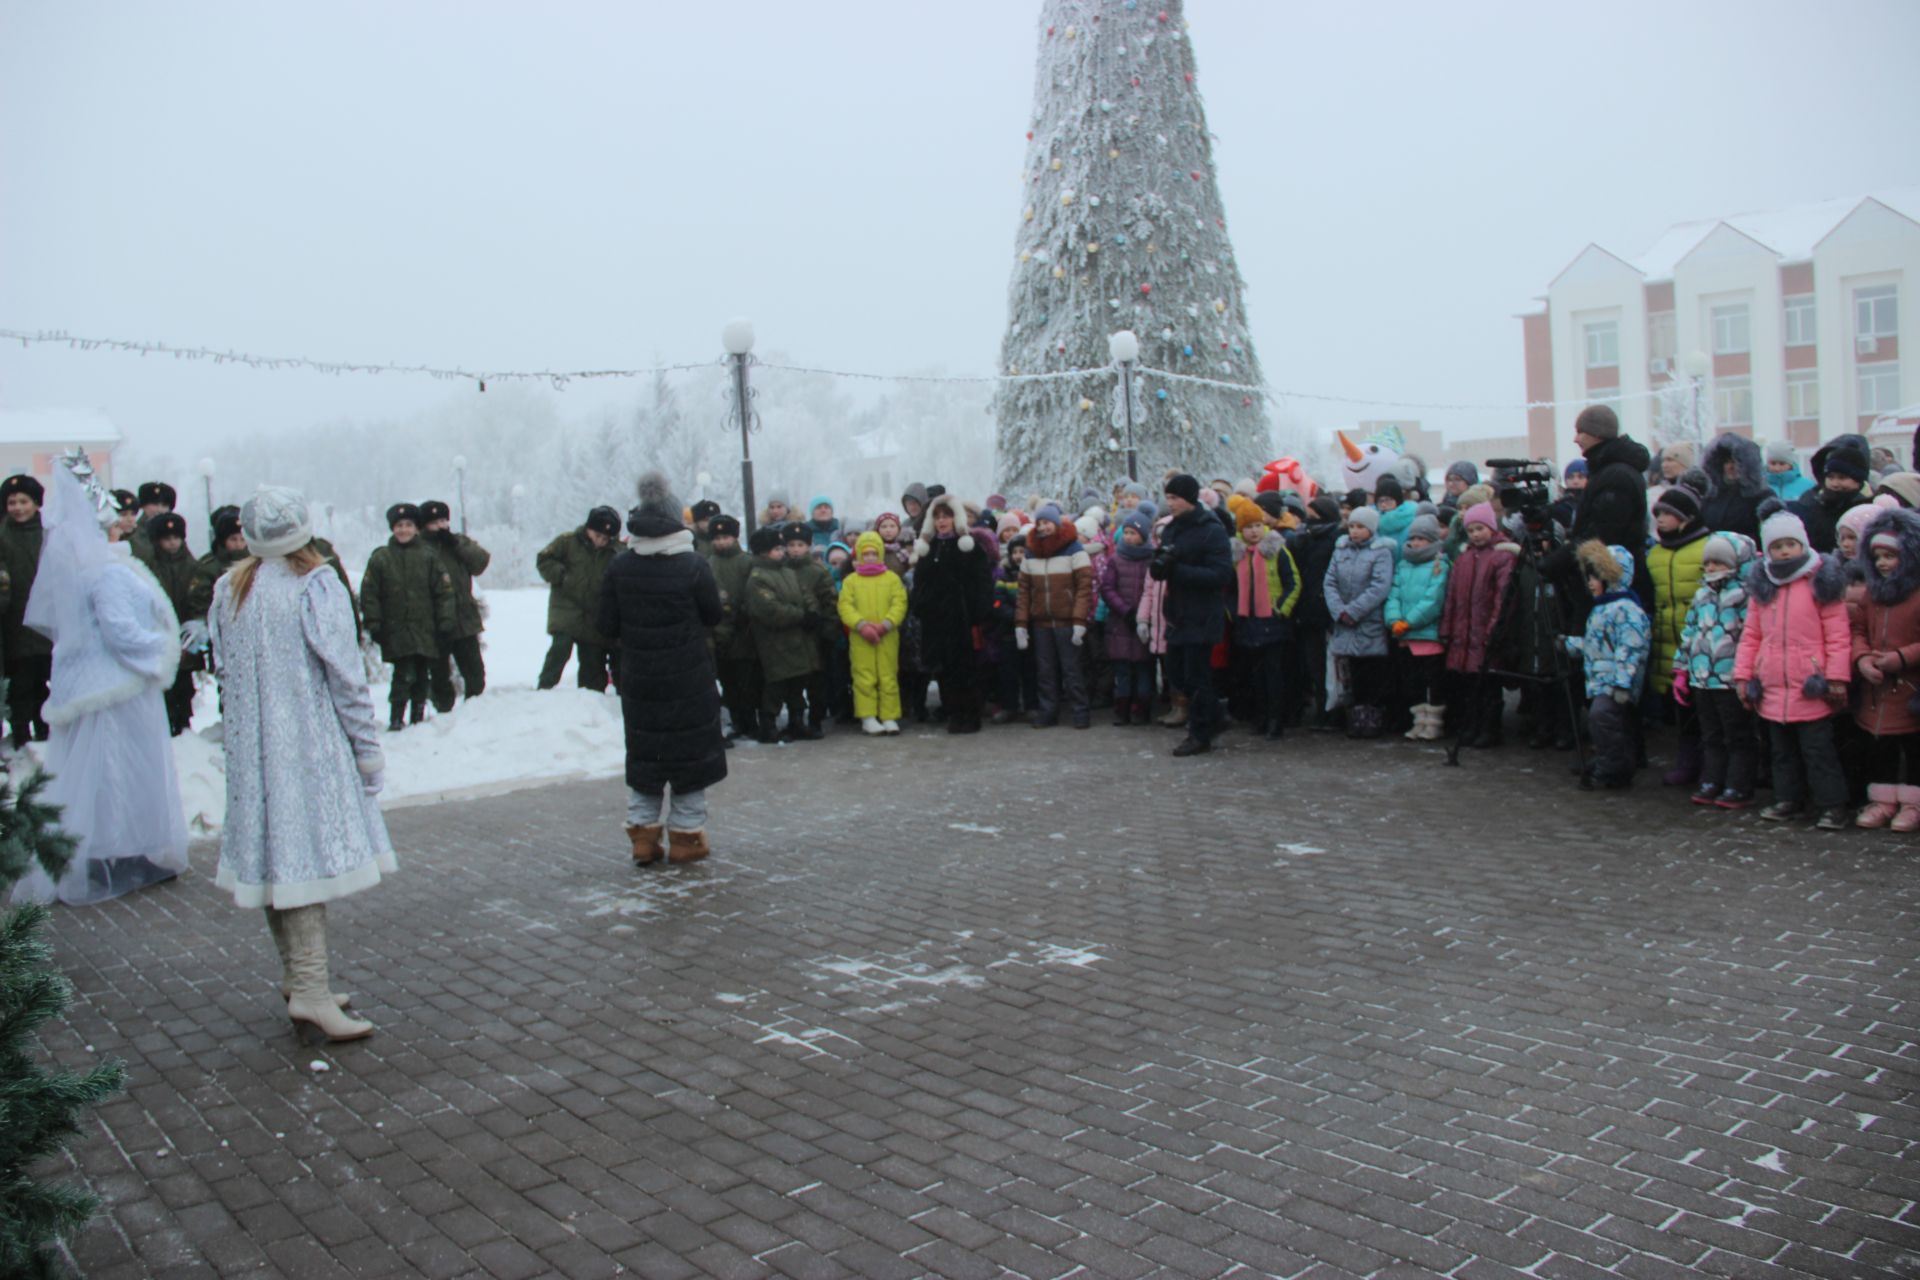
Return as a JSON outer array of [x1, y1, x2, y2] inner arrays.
[[23, 587, 628, 835]]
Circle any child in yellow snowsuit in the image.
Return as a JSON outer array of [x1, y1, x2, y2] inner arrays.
[[837, 531, 908, 734]]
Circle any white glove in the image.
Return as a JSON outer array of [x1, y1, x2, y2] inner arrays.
[[180, 619, 210, 653], [1015, 627, 1029, 651], [1071, 625, 1086, 647], [1136, 619, 1150, 645], [361, 769, 385, 797]]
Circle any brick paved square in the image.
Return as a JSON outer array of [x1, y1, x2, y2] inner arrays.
[[34, 725, 1920, 1276]]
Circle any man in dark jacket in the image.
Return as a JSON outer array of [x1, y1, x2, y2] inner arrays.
[[704, 515, 760, 741], [128, 480, 178, 567], [362, 503, 457, 730], [1152, 474, 1234, 756], [419, 499, 491, 711], [145, 513, 211, 735], [537, 507, 621, 691], [746, 528, 820, 742], [598, 473, 726, 867], [1699, 432, 1767, 542], [0, 473, 51, 747], [1543, 405, 1652, 614], [1285, 495, 1343, 727]]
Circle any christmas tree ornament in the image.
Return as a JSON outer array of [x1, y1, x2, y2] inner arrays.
[[1156, 389, 1169, 401], [1079, 398, 1094, 411]]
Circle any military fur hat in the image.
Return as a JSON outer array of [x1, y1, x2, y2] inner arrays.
[[419, 500, 452, 524], [2, 474, 45, 505], [585, 506, 621, 538], [150, 512, 189, 543], [137, 481, 177, 509], [386, 502, 423, 529]]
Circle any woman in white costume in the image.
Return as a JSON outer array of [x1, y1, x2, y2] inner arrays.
[[11, 453, 188, 905], [209, 487, 394, 1041]]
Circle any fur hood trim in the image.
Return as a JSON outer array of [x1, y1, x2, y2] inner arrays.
[[1576, 539, 1632, 585], [1860, 506, 1920, 605], [1746, 549, 1846, 604], [1704, 432, 1767, 499], [910, 493, 980, 561]]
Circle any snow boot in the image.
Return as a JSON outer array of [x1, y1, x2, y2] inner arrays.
[[387, 706, 406, 732], [626, 823, 664, 866], [409, 698, 428, 726], [1421, 704, 1447, 740], [1856, 784, 1900, 829], [668, 828, 710, 865], [266, 909, 350, 1008], [1892, 785, 1920, 834], [862, 716, 885, 735], [1661, 735, 1701, 787], [1159, 693, 1190, 728], [279, 905, 372, 1041], [1403, 703, 1429, 740]]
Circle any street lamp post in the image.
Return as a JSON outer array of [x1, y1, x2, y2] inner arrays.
[[722, 318, 759, 536], [453, 454, 469, 534], [196, 456, 216, 518], [1108, 330, 1141, 482]]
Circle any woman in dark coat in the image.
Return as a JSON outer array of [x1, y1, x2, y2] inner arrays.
[[1700, 432, 1767, 543], [908, 492, 994, 733], [598, 472, 726, 867]]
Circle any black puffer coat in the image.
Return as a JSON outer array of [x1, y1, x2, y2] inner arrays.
[[598, 543, 727, 796], [1700, 432, 1766, 542], [1157, 506, 1233, 646], [909, 499, 993, 675], [1545, 433, 1653, 611]]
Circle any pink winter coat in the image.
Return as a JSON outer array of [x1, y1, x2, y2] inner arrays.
[[1732, 554, 1850, 724]]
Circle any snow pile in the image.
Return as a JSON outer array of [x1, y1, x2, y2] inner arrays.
[[167, 586, 625, 833]]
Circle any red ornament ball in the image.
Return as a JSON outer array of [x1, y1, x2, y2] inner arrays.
[[1242, 395, 1253, 407], [1026, 130, 1033, 140], [1157, 10, 1169, 22], [1131, 77, 1141, 87], [1184, 72, 1193, 83], [1189, 170, 1202, 181], [1139, 283, 1152, 295], [1047, 25, 1055, 35]]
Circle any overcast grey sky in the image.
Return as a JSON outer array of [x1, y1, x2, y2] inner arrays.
[[4, 0, 1918, 463]]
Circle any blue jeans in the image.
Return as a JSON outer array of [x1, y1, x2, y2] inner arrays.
[[627, 786, 709, 831], [1113, 660, 1156, 700]]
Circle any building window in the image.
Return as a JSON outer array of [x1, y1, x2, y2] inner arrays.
[[1584, 321, 1619, 369], [1647, 312, 1676, 364], [1786, 369, 1819, 420], [1859, 361, 1901, 415], [1855, 284, 1898, 338], [1715, 375, 1753, 426], [1784, 294, 1816, 347], [1711, 304, 1750, 356]]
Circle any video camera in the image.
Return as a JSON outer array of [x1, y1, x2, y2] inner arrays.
[[1485, 458, 1557, 533]]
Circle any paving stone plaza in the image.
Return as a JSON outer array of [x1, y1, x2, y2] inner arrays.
[[39, 727, 1920, 1278]]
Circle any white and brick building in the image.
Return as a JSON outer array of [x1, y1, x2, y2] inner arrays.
[[1520, 191, 1920, 468]]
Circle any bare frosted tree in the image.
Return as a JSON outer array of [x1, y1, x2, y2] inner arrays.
[[993, 0, 1272, 498]]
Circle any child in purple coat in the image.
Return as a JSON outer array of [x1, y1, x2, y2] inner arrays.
[[1099, 511, 1158, 724]]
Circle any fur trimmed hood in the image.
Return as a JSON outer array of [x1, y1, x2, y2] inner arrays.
[[1703, 432, 1767, 500], [1577, 539, 1633, 587], [1230, 531, 1287, 562], [910, 493, 982, 561], [1811, 433, 1871, 484], [1745, 549, 1846, 604], [1859, 506, 1920, 605]]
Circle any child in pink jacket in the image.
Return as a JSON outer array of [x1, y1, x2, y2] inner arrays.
[[1734, 505, 1852, 829]]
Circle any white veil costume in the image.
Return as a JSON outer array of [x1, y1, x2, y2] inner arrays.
[[10, 454, 189, 905]]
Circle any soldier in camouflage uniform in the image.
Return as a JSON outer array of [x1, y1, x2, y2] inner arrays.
[[419, 499, 490, 712], [704, 514, 760, 741], [144, 512, 214, 735], [361, 503, 455, 731], [536, 507, 621, 692]]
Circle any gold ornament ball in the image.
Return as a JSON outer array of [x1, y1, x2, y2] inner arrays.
[[1087, 241, 1099, 253], [1079, 398, 1094, 412], [1108, 148, 1120, 159], [1050, 158, 1062, 171], [1052, 266, 1066, 279]]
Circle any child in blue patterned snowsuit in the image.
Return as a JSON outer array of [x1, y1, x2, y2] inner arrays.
[[1673, 532, 1759, 808], [1565, 541, 1651, 790]]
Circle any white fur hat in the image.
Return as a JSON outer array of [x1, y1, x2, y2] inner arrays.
[[1760, 506, 1809, 550], [241, 486, 314, 558]]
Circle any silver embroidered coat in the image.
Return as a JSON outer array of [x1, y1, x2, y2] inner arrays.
[[210, 560, 396, 908]]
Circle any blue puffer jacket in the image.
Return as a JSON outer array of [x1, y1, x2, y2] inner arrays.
[[1383, 550, 1449, 643], [1323, 534, 1395, 657], [1674, 534, 1757, 690], [1765, 463, 1814, 503], [1376, 502, 1417, 564], [1566, 544, 1651, 700]]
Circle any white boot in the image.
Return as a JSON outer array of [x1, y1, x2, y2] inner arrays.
[[1421, 705, 1446, 740], [862, 716, 884, 735], [1404, 703, 1429, 740], [881, 720, 900, 735], [280, 905, 373, 1041], [266, 908, 350, 1007]]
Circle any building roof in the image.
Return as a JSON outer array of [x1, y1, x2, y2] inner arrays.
[[1632, 189, 1920, 279], [0, 408, 123, 447]]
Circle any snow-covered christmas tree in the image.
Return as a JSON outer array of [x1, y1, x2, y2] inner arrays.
[[993, 0, 1272, 498]]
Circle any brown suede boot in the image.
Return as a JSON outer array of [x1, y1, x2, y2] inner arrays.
[[1158, 692, 1190, 727], [667, 828, 711, 864], [626, 823, 664, 866]]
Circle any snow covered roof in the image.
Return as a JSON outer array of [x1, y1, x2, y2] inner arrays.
[[1632, 189, 1920, 279], [0, 408, 123, 447]]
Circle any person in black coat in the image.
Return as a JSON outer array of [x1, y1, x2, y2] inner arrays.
[[1284, 495, 1342, 726], [598, 472, 726, 867], [1699, 432, 1767, 543], [1791, 436, 1872, 553], [1542, 406, 1652, 615], [1152, 474, 1234, 756], [908, 493, 994, 733]]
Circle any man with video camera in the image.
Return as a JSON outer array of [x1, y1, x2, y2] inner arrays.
[[1543, 405, 1653, 612], [1151, 474, 1233, 757]]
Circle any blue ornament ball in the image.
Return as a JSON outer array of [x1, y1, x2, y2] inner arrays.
[[1218, 434, 1231, 445], [1155, 388, 1168, 401], [1181, 344, 1193, 357]]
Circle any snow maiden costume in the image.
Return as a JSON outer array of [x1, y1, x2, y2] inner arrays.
[[11, 451, 189, 906], [209, 487, 394, 1041]]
